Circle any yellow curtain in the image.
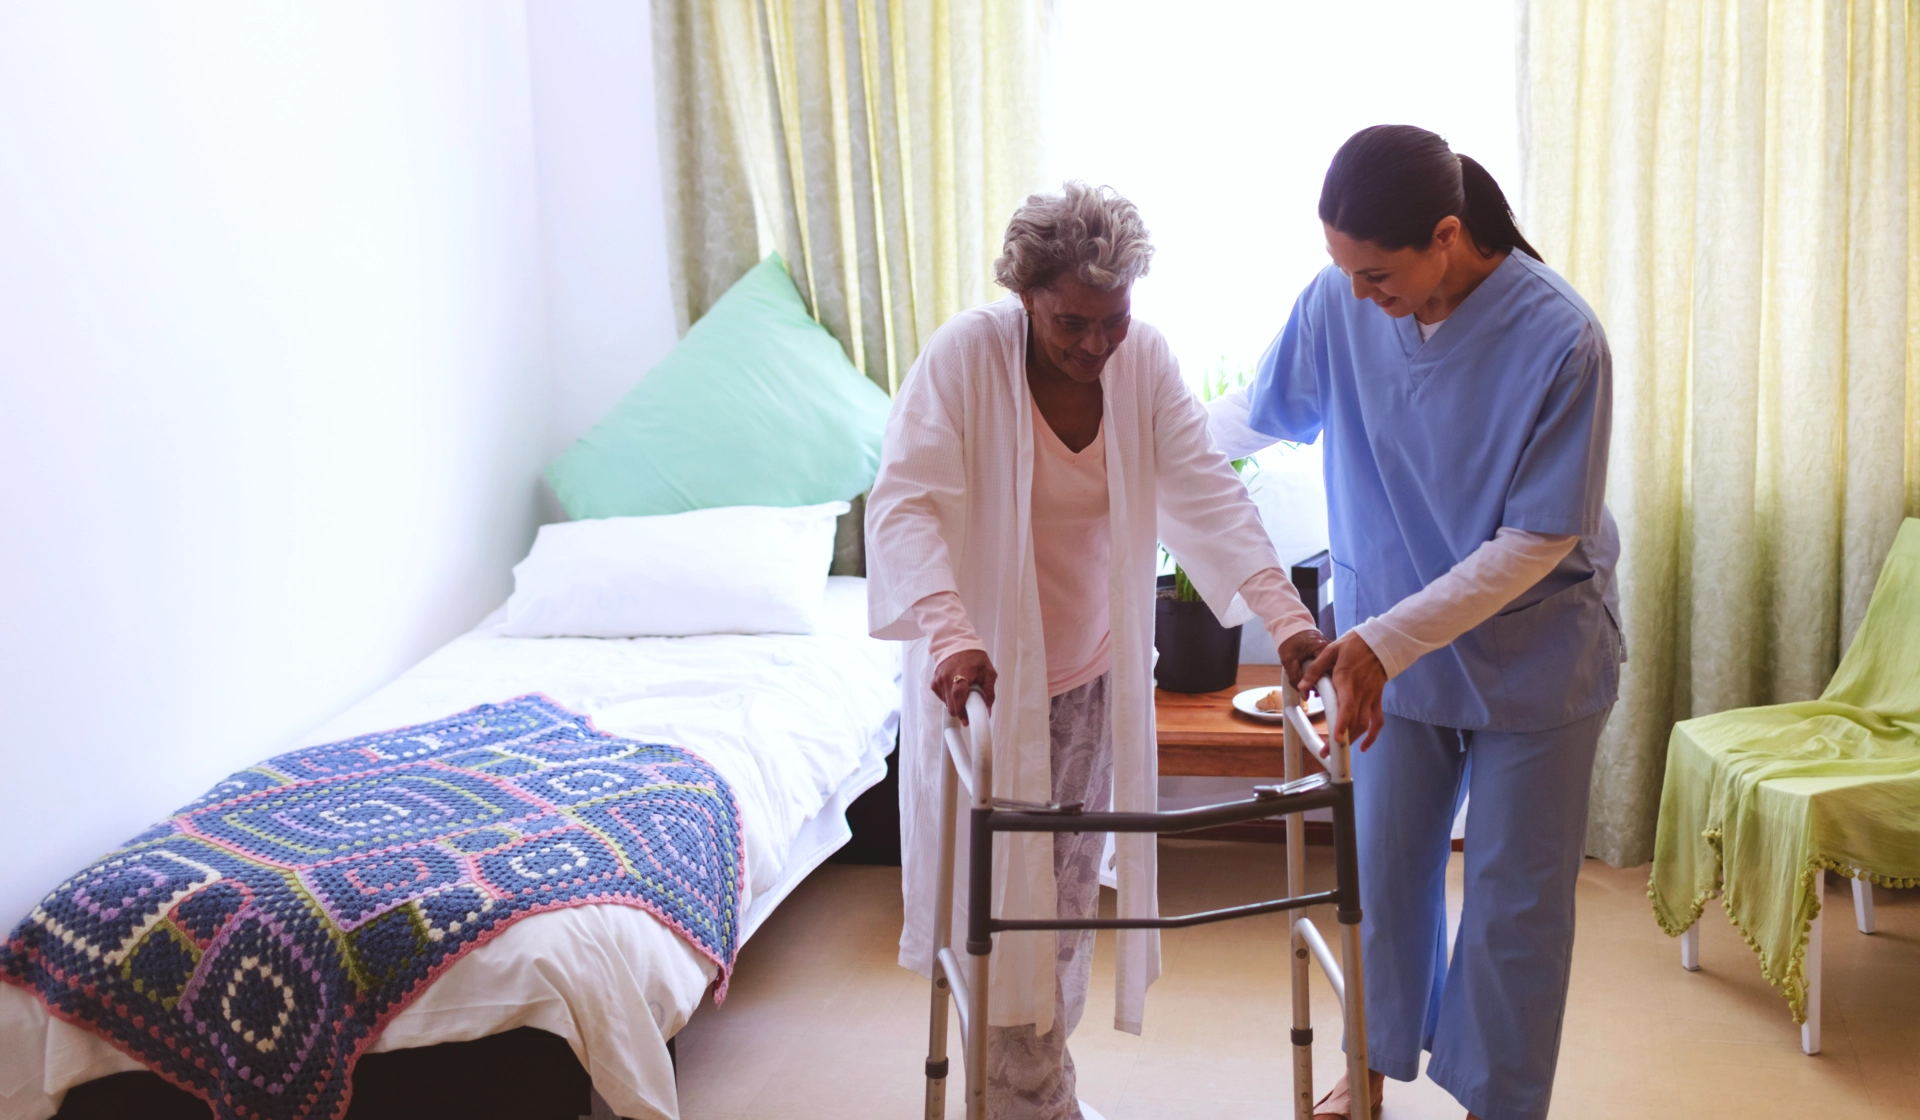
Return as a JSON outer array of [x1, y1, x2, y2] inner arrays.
[[1521, 0, 1919, 865], [652, 0, 1047, 396]]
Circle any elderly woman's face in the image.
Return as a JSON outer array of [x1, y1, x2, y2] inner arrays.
[[1020, 276, 1132, 383]]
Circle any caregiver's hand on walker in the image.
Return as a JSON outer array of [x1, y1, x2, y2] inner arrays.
[[932, 649, 997, 724], [1301, 632, 1388, 749]]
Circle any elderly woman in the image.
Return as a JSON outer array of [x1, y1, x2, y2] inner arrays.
[[866, 183, 1324, 1119]]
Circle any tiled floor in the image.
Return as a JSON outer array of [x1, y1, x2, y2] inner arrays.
[[672, 842, 1920, 1119]]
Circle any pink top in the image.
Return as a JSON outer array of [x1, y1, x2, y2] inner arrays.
[[912, 401, 1321, 695], [1027, 396, 1113, 695]]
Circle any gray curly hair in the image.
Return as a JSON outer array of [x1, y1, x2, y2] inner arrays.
[[992, 181, 1153, 294]]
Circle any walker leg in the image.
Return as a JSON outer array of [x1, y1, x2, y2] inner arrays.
[[1679, 923, 1700, 971], [965, 804, 989, 1120], [1339, 920, 1371, 1120], [925, 755, 959, 1120], [925, 972, 951, 1120], [1852, 876, 1875, 934], [1281, 684, 1315, 1120], [966, 951, 987, 1120], [1801, 911, 1822, 1056], [1329, 772, 1370, 1120], [1289, 918, 1314, 1120]]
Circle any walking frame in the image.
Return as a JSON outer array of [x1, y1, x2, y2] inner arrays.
[[922, 678, 1371, 1120]]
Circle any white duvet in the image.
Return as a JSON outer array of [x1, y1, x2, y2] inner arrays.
[[0, 577, 900, 1120]]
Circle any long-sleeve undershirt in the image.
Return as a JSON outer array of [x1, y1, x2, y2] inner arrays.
[[1351, 528, 1576, 679], [1206, 386, 1277, 462]]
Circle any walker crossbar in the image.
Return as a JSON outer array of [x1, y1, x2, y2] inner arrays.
[[1293, 915, 1345, 1007], [988, 778, 1337, 833], [993, 890, 1340, 933], [922, 681, 1371, 1120]]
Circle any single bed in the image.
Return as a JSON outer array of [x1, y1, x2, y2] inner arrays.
[[0, 576, 900, 1120]]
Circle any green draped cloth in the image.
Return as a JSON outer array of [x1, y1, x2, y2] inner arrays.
[[1650, 518, 1920, 1023]]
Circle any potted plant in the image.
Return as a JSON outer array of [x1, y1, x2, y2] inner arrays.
[[1155, 362, 1264, 693], [1155, 568, 1243, 693]]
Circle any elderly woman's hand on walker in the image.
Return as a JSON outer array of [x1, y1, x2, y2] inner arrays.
[[1301, 632, 1387, 749], [1279, 629, 1330, 691], [933, 649, 997, 724]]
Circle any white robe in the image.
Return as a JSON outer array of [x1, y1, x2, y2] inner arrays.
[[865, 297, 1282, 1035]]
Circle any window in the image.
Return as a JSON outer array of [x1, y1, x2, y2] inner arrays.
[[1045, 0, 1520, 569], [1044, 0, 1521, 371]]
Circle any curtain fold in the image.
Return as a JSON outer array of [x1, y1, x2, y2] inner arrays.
[[1521, 0, 1919, 866], [652, 0, 1047, 396]]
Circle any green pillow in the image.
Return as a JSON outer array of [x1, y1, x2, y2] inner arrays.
[[547, 254, 894, 519]]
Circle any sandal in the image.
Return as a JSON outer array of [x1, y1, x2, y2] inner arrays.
[[1312, 1072, 1383, 1120]]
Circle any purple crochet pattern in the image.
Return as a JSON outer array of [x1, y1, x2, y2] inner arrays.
[[0, 695, 742, 1120]]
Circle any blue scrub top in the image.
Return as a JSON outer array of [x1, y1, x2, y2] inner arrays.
[[1249, 252, 1622, 733]]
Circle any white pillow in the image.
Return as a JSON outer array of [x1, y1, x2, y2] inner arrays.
[[501, 502, 847, 638]]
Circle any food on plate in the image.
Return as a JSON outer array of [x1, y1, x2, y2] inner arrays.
[[1254, 688, 1284, 713]]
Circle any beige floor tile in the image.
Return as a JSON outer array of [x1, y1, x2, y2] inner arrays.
[[668, 844, 1920, 1119]]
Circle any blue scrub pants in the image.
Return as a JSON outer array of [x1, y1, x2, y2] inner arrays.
[[1348, 706, 1608, 1120]]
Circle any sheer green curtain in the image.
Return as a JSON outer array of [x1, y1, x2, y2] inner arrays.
[[1521, 0, 1919, 865], [652, 0, 1047, 395]]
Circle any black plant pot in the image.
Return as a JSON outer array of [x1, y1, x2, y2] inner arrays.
[[1153, 573, 1242, 693]]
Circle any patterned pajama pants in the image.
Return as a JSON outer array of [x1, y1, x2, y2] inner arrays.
[[986, 673, 1113, 1120]]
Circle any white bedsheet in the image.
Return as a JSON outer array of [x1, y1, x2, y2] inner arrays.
[[0, 577, 900, 1120]]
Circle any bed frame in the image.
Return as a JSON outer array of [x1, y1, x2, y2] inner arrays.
[[51, 1027, 596, 1120]]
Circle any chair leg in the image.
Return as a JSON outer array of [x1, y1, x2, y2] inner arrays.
[[1852, 876, 1876, 935], [1801, 911, 1822, 1056], [1679, 922, 1701, 972]]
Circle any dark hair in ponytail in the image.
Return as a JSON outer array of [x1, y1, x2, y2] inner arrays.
[[1317, 124, 1542, 263]]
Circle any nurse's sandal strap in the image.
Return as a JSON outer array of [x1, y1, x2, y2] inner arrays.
[[1312, 1074, 1383, 1120]]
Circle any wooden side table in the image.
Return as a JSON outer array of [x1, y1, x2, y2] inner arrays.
[[1156, 664, 1325, 778], [1155, 665, 1327, 843]]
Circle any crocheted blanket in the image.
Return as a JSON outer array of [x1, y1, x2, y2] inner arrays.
[[0, 695, 743, 1120]]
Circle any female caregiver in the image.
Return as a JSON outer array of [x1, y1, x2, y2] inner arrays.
[[1221, 125, 1623, 1120], [867, 183, 1324, 1120]]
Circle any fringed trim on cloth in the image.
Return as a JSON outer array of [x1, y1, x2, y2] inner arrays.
[[1648, 827, 1920, 1025], [1813, 858, 1920, 893], [1647, 827, 1725, 939]]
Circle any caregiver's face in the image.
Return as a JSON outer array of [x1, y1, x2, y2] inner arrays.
[[1324, 218, 1457, 319], [1022, 275, 1132, 383]]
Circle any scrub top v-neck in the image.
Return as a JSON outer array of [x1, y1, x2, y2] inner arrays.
[[1247, 251, 1622, 733]]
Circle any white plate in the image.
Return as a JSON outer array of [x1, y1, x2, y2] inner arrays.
[[1230, 686, 1322, 721]]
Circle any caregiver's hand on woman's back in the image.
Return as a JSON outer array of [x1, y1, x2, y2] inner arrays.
[[933, 648, 998, 722], [1302, 632, 1388, 749]]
